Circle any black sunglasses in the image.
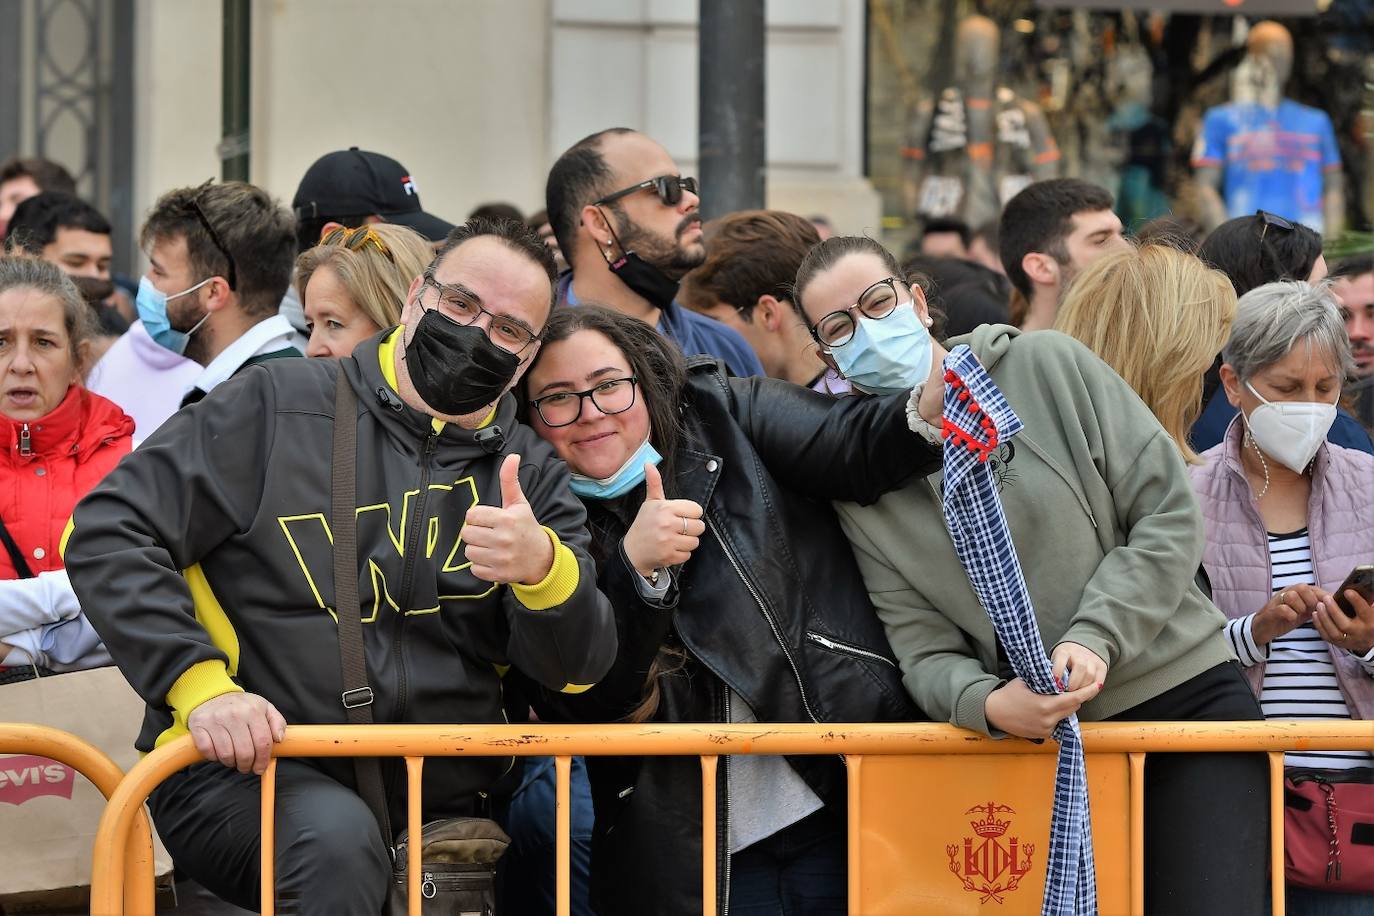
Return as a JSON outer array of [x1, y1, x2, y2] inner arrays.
[[1256, 209, 1294, 246], [191, 198, 239, 291], [595, 175, 698, 208]]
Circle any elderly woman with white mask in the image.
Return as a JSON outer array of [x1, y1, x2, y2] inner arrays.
[[1191, 280, 1374, 914]]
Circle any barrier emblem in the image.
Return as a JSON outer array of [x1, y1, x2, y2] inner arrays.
[[947, 801, 1035, 904]]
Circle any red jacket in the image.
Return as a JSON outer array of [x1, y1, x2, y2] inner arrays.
[[0, 386, 133, 578]]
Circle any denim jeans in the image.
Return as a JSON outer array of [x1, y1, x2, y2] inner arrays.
[[496, 755, 596, 916], [1281, 886, 1374, 916], [728, 807, 847, 916]]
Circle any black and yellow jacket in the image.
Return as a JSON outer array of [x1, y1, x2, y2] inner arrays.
[[64, 329, 616, 814]]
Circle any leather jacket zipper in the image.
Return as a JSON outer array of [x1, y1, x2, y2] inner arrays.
[[706, 515, 818, 723], [392, 430, 439, 720], [19, 423, 31, 457], [805, 631, 897, 667]]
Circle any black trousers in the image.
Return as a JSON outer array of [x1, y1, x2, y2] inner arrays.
[[1108, 661, 1268, 916], [149, 759, 391, 916]]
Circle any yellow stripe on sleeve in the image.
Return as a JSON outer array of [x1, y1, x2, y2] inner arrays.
[[510, 527, 580, 611]]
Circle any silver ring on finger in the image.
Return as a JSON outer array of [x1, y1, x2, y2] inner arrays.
[[681, 516, 689, 536], [1340, 632, 1349, 641]]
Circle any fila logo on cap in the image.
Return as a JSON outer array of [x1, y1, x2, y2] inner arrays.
[[401, 175, 417, 196]]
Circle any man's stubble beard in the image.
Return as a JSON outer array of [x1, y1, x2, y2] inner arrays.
[[612, 210, 706, 283]]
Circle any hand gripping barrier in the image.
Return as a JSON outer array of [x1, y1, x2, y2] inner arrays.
[[0, 723, 156, 914], [89, 720, 1374, 916]]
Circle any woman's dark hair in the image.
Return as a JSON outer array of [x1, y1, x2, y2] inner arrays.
[[901, 254, 1010, 337], [518, 304, 687, 487], [1197, 214, 1323, 297], [793, 235, 945, 338], [517, 304, 689, 723]]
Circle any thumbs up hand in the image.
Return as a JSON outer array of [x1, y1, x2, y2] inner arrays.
[[622, 463, 705, 580], [463, 453, 556, 585]]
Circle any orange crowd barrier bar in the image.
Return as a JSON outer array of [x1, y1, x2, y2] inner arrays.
[[0, 723, 156, 915], [90, 720, 1374, 915]]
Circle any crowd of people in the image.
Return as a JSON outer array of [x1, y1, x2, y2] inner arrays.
[[1, 123, 1373, 916]]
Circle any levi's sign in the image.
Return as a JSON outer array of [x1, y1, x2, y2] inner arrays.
[[0, 755, 76, 806]]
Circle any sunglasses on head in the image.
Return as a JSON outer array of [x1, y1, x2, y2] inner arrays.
[[320, 225, 395, 264], [191, 198, 238, 291], [595, 175, 698, 208], [1256, 209, 1294, 246]]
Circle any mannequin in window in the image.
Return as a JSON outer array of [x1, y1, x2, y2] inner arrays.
[[902, 15, 1059, 231], [1192, 21, 1344, 235]]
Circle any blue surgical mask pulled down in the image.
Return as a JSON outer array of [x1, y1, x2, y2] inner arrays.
[[136, 275, 212, 355], [829, 304, 933, 395], [570, 438, 663, 500]]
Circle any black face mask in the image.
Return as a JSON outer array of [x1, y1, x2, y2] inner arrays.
[[608, 251, 680, 312], [404, 307, 521, 416], [70, 275, 115, 306]]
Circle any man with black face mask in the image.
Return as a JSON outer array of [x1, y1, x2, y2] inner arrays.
[[546, 128, 764, 377], [64, 217, 617, 915], [4, 192, 129, 351]]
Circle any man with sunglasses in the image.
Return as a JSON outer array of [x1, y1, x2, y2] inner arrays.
[[545, 128, 764, 378], [64, 217, 616, 914], [133, 181, 300, 410]]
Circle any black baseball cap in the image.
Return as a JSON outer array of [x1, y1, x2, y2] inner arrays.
[[292, 147, 455, 242]]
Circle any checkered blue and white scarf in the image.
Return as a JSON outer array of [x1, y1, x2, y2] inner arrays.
[[939, 344, 1096, 916]]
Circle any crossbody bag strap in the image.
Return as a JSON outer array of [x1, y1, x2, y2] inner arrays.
[[332, 370, 393, 846], [0, 514, 35, 579]]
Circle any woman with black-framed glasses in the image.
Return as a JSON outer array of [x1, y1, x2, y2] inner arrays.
[[513, 305, 938, 916]]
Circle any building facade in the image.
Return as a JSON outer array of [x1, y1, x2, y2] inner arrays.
[[1, 0, 880, 273]]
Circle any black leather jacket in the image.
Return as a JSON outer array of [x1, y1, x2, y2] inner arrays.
[[531, 358, 937, 916]]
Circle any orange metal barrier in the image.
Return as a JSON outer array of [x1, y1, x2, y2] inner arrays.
[[0, 723, 156, 914], [88, 720, 1374, 916]]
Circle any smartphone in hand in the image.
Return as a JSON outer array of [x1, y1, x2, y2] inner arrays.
[[1333, 565, 1374, 617]]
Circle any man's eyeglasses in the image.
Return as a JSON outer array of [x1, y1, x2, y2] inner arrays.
[[808, 277, 906, 350], [1256, 209, 1294, 246], [321, 225, 395, 263], [420, 271, 540, 355], [595, 175, 698, 208], [529, 377, 639, 428], [191, 199, 238, 291]]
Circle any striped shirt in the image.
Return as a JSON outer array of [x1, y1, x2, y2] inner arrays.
[[1224, 529, 1374, 768]]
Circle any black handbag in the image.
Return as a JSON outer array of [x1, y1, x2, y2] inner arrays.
[[330, 373, 508, 916]]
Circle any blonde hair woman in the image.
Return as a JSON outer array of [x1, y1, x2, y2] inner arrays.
[[295, 223, 433, 358], [1056, 244, 1238, 463]]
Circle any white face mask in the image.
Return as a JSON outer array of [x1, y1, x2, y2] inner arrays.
[[1243, 381, 1338, 473]]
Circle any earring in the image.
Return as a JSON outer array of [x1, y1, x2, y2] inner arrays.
[[923, 317, 934, 327]]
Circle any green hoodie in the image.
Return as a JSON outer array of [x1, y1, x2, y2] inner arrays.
[[836, 325, 1232, 735]]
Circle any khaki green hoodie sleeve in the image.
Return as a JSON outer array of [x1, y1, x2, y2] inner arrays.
[[837, 500, 1004, 735], [1053, 347, 1206, 670]]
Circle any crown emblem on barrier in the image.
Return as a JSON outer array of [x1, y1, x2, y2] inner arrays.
[[967, 801, 1013, 837], [947, 800, 1035, 904]]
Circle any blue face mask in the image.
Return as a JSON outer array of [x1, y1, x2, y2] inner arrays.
[[570, 438, 663, 500], [828, 303, 933, 395], [137, 275, 212, 355]]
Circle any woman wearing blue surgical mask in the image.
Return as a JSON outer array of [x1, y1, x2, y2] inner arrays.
[[1192, 280, 1374, 914], [795, 235, 1267, 914], [513, 305, 936, 916]]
